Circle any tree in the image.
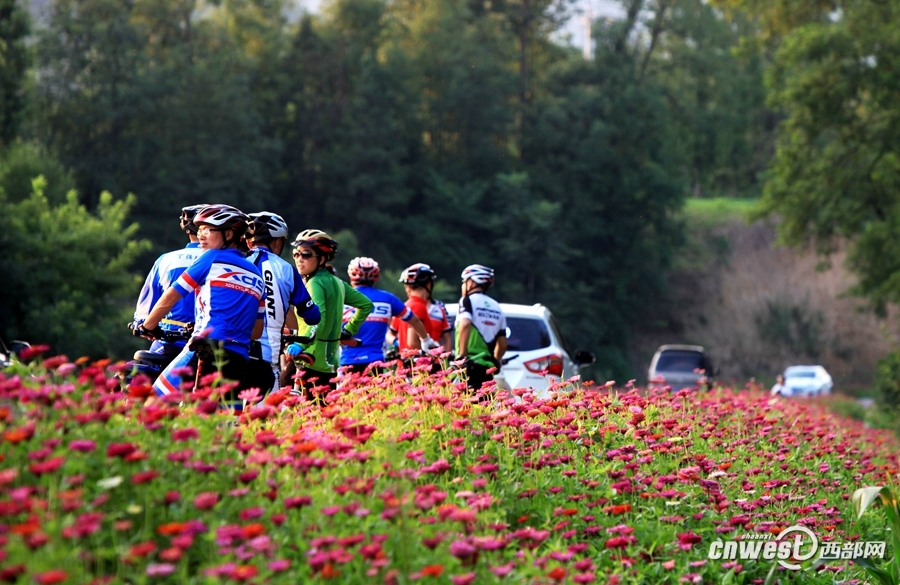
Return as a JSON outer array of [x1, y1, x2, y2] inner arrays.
[[0, 0, 30, 146], [521, 52, 684, 378], [747, 0, 900, 314], [35, 0, 275, 250], [0, 177, 150, 358]]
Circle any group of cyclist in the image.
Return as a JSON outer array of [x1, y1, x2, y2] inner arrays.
[[131, 204, 508, 407]]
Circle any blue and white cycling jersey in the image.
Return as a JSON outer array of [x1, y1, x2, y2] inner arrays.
[[246, 247, 320, 364], [134, 243, 204, 336], [152, 248, 266, 397], [340, 286, 412, 365], [172, 248, 266, 357]]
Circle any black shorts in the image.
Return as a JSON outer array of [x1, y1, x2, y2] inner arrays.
[[193, 344, 248, 405], [464, 361, 494, 391]]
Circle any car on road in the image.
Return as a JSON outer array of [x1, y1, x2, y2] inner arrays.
[[445, 302, 594, 398], [779, 365, 833, 397], [647, 344, 715, 390]]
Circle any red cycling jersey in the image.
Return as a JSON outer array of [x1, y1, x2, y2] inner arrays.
[[391, 296, 448, 350]]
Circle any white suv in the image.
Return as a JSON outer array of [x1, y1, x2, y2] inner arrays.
[[445, 302, 594, 397]]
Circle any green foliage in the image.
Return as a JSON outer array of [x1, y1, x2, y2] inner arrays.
[[0, 0, 30, 146], [852, 485, 900, 584], [875, 350, 900, 414], [0, 177, 150, 358], [748, 0, 900, 316], [755, 297, 824, 359], [0, 142, 75, 204]]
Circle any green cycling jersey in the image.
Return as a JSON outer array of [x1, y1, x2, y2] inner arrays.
[[296, 268, 373, 373]]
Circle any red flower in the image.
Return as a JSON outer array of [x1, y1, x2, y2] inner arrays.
[[128, 542, 157, 559], [106, 443, 137, 459], [131, 471, 159, 485], [33, 570, 67, 584], [172, 428, 199, 442], [547, 567, 567, 582], [675, 531, 702, 551], [29, 457, 65, 476]]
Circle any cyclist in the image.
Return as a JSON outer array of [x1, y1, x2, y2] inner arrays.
[[285, 230, 373, 399], [340, 257, 434, 374], [132, 205, 206, 354], [137, 205, 266, 408], [390, 263, 452, 353], [455, 264, 507, 392], [244, 212, 321, 394]]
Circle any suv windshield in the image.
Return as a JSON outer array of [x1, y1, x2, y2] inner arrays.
[[507, 317, 551, 351], [787, 371, 816, 378], [656, 351, 704, 373]]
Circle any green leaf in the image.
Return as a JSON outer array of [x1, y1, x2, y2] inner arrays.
[[853, 557, 897, 585]]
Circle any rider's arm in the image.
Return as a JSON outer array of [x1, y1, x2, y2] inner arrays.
[[290, 267, 321, 325], [134, 255, 164, 321], [494, 333, 507, 362], [441, 331, 453, 352], [145, 252, 211, 330], [456, 318, 471, 358], [252, 318, 264, 340], [406, 314, 429, 342], [142, 287, 184, 330], [342, 282, 373, 336]]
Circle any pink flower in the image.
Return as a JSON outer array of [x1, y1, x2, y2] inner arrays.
[[450, 573, 476, 585], [268, 559, 290, 572], [68, 440, 96, 452], [146, 564, 176, 577], [193, 492, 219, 510]]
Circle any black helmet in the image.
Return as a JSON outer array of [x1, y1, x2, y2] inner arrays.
[[399, 263, 437, 287], [180, 204, 207, 235]]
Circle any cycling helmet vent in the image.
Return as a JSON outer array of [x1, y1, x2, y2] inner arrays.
[[180, 204, 208, 235], [348, 257, 380, 284], [461, 264, 494, 287], [247, 212, 289, 241], [291, 229, 338, 260], [399, 263, 437, 286]]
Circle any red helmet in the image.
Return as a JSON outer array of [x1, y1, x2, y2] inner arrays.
[[194, 204, 248, 244], [348, 257, 380, 284]]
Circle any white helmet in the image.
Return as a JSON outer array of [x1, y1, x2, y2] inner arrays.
[[461, 264, 494, 287], [247, 212, 289, 241]]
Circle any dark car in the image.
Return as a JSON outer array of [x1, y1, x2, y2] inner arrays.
[[648, 344, 715, 390]]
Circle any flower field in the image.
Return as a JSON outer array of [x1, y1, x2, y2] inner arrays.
[[1, 354, 898, 584]]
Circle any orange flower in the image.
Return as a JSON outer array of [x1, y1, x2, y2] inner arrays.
[[517, 515, 530, 523], [421, 565, 443, 577], [320, 563, 340, 579], [240, 523, 266, 539], [3, 429, 29, 444], [293, 442, 318, 454], [156, 522, 188, 536], [718, 462, 732, 471]]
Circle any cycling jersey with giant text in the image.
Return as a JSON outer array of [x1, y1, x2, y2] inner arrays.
[[246, 247, 320, 364]]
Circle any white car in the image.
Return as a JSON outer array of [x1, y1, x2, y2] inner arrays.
[[445, 302, 594, 398], [781, 365, 833, 397]]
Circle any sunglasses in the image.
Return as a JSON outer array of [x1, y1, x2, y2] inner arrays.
[[293, 250, 316, 260], [197, 226, 221, 235]]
